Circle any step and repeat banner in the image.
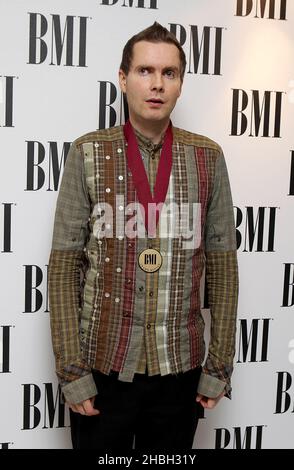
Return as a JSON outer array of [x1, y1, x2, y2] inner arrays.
[[0, 0, 293, 449]]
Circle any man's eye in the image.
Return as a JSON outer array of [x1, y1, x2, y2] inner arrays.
[[139, 68, 148, 75], [165, 70, 175, 78]]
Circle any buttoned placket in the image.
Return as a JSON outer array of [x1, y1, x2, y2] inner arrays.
[[134, 131, 163, 375]]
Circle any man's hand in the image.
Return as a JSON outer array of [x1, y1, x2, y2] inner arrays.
[[68, 396, 100, 416], [196, 390, 225, 409]]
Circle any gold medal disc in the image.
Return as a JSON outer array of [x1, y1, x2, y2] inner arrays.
[[138, 248, 162, 273]]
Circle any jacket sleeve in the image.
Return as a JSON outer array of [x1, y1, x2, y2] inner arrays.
[[197, 149, 239, 399], [48, 140, 97, 404]]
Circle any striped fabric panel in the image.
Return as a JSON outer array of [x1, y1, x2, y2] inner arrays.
[[48, 249, 91, 377], [85, 141, 105, 366], [204, 148, 217, 200], [122, 232, 147, 378], [186, 147, 211, 366], [144, 149, 161, 375], [112, 142, 138, 371], [167, 141, 188, 372], [205, 250, 239, 375], [94, 140, 116, 370], [156, 167, 174, 376], [196, 147, 210, 238], [105, 139, 129, 370]]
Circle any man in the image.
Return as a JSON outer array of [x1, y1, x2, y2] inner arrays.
[[48, 22, 238, 450]]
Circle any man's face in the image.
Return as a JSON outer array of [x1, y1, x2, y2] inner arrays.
[[119, 40, 182, 128]]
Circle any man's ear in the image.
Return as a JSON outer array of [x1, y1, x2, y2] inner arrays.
[[119, 69, 127, 93]]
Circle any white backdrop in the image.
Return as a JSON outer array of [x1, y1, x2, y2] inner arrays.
[[0, 0, 293, 449]]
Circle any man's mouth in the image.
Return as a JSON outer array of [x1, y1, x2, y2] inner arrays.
[[146, 98, 164, 104]]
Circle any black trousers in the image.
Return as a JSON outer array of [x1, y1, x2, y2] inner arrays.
[[70, 366, 202, 450]]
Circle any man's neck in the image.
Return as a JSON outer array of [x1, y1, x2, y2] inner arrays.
[[129, 118, 170, 144]]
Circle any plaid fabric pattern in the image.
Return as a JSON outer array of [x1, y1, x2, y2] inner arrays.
[[133, 129, 162, 374], [48, 124, 238, 404]]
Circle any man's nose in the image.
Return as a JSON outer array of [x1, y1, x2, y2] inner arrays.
[[151, 73, 164, 92]]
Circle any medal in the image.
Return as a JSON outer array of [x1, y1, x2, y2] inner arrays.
[[123, 119, 173, 273], [138, 248, 163, 273]]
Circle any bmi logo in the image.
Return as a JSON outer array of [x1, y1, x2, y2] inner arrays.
[[215, 425, 266, 448], [145, 254, 156, 264], [25, 140, 71, 191], [235, 206, 278, 252], [170, 24, 224, 76], [235, 0, 287, 19], [237, 318, 272, 363], [100, 0, 158, 7], [22, 382, 70, 429], [138, 248, 162, 273], [28, 13, 90, 66], [231, 89, 284, 137]]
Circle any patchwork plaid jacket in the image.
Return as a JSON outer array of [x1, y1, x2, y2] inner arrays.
[[48, 124, 238, 404]]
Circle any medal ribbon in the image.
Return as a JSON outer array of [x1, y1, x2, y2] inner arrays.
[[123, 119, 173, 237]]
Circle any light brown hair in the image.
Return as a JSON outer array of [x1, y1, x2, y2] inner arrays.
[[120, 22, 186, 82]]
